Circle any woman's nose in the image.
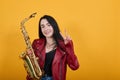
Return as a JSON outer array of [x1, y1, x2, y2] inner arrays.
[[44, 26, 48, 30]]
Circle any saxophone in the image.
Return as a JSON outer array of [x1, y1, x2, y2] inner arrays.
[[19, 12, 42, 80]]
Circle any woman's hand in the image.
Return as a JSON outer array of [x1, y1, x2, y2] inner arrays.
[[60, 29, 71, 45], [26, 48, 33, 55]]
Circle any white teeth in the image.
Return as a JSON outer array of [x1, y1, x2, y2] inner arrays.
[[44, 30, 50, 35]]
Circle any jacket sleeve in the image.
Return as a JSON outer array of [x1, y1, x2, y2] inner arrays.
[[26, 75, 33, 80], [31, 39, 42, 57], [65, 40, 80, 70]]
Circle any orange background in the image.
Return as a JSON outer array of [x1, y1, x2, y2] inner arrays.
[[0, 0, 120, 80]]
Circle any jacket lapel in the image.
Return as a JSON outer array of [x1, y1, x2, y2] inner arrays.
[[53, 47, 66, 65]]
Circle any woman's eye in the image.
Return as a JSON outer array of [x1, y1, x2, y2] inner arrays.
[[41, 25, 44, 28], [47, 24, 51, 27]]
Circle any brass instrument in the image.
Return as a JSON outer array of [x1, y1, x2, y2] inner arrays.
[[20, 12, 42, 80]]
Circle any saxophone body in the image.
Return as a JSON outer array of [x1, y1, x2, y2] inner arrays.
[[20, 13, 42, 80]]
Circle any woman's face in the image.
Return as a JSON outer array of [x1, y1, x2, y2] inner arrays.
[[40, 19, 54, 38]]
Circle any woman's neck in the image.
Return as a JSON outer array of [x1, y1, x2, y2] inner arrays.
[[45, 37, 56, 53], [46, 37, 56, 45]]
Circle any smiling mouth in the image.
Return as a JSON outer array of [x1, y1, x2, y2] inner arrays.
[[44, 30, 51, 35]]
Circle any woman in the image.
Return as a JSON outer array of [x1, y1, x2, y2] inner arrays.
[[27, 15, 79, 80]]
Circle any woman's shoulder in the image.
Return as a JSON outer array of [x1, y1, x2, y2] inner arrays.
[[32, 38, 45, 45]]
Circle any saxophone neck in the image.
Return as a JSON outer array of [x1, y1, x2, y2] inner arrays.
[[20, 12, 37, 26]]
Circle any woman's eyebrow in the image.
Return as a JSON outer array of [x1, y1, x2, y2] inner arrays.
[[46, 23, 51, 25]]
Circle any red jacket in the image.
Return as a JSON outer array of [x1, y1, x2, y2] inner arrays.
[[27, 38, 79, 80]]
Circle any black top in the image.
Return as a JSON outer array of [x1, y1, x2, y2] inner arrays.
[[44, 49, 56, 76]]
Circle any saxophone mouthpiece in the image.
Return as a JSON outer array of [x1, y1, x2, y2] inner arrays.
[[29, 12, 37, 18]]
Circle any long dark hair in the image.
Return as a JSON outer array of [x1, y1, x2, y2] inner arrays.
[[39, 15, 64, 46]]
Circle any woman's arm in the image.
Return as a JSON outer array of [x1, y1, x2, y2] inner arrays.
[[65, 40, 80, 70]]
